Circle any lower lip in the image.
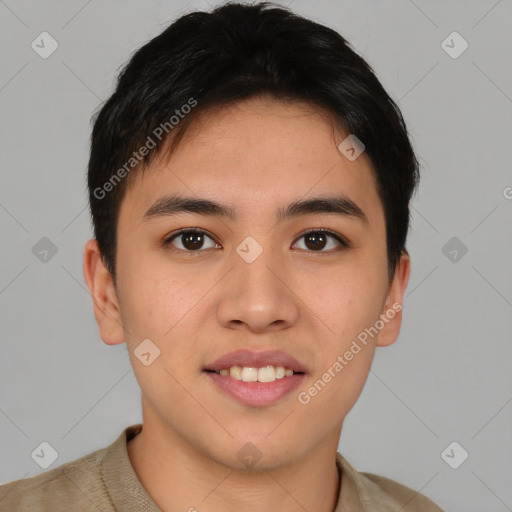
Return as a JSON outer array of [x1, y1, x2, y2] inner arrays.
[[204, 371, 306, 407]]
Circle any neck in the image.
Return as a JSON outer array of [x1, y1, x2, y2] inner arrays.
[[127, 414, 341, 512]]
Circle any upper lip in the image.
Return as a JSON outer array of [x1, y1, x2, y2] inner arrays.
[[205, 349, 308, 373]]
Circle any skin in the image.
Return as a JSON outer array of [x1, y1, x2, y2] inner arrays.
[[83, 96, 410, 512]]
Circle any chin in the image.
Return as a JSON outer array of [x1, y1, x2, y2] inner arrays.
[[206, 437, 300, 473]]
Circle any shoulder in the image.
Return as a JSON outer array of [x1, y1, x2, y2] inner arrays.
[[0, 445, 112, 511], [361, 471, 444, 511], [336, 453, 445, 511]]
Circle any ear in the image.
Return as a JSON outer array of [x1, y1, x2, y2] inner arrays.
[[375, 250, 411, 347], [83, 239, 125, 345]]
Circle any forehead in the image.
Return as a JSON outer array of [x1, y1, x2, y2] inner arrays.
[[119, 96, 383, 227]]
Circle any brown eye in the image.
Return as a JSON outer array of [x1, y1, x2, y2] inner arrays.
[[293, 230, 349, 252], [304, 232, 328, 250], [165, 229, 218, 251]]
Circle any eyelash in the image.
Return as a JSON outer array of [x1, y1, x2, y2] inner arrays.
[[162, 227, 351, 255]]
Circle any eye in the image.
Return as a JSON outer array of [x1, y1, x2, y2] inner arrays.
[[164, 229, 219, 252], [163, 227, 350, 254], [292, 229, 350, 252]]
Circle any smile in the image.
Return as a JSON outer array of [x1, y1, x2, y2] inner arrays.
[[204, 367, 306, 407], [209, 365, 298, 382]]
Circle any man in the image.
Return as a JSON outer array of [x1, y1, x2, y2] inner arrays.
[[0, 2, 444, 510]]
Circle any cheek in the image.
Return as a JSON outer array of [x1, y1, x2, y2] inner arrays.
[[301, 347, 375, 427], [118, 266, 201, 398], [117, 259, 203, 338], [302, 262, 386, 345], [297, 279, 380, 417]]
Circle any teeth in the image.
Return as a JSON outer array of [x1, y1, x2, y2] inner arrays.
[[257, 365, 275, 382], [230, 366, 242, 380], [241, 367, 258, 382], [217, 365, 296, 382]]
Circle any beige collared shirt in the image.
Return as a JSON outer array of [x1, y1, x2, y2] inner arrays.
[[0, 424, 444, 511]]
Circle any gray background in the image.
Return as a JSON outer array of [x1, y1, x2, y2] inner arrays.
[[1, 0, 511, 510]]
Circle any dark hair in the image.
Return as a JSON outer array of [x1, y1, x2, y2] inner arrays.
[[87, 1, 419, 283]]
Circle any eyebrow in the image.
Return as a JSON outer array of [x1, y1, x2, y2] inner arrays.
[[143, 194, 369, 226]]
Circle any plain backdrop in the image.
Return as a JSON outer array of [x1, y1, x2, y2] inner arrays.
[[1, 1, 511, 510]]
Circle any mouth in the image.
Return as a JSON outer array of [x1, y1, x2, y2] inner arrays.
[[203, 349, 308, 406], [204, 365, 304, 382]]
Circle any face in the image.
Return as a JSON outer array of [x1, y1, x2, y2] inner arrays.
[[84, 96, 410, 471]]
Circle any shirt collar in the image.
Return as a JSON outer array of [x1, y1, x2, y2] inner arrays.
[[102, 424, 402, 512], [102, 423, 161, 511]]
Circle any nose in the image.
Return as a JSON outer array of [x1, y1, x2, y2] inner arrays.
[[217, 249, 299, 334]]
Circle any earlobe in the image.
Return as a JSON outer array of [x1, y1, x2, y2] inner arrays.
[[83, 239, 125, 345], [375, 250, 411, 347]]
